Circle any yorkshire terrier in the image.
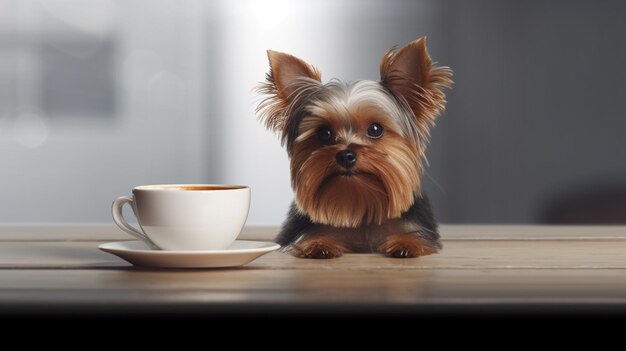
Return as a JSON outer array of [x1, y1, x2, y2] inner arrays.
[[256, 37, 453, 259]]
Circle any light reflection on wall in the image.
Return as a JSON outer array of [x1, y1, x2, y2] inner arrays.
[[12, 112, 47, 148]]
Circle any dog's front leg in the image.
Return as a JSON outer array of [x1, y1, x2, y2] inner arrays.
[[290, 235, 347, 259]]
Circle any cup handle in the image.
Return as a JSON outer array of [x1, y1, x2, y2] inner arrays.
[[111, 196, 160, 250]]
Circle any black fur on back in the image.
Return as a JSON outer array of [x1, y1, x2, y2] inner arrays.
[[401, 193, 440, 247], [275, 203, 314, 246]]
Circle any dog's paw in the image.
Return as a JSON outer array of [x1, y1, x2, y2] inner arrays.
[[290, 237, 345, 259], [378, 234, 438, 258]]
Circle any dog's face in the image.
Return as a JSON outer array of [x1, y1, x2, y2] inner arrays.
[[257, 38, 452, 227]]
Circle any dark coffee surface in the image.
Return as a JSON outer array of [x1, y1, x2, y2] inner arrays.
[[141, 185, 245, 191]]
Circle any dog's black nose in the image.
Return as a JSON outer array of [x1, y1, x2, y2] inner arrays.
[[336, 150, 357, 169]]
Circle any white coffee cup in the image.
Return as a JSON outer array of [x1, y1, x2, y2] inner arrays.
[[111, 184, 250, 250]]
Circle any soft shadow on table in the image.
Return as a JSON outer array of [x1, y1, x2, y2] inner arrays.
[[122, 266, 268, 272], [3, 244, 269, 270]]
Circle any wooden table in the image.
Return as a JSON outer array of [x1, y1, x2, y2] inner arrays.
[[2, 224, 626, 316]]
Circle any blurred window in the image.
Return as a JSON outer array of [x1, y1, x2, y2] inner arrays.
[[0, 0, 117, 118]]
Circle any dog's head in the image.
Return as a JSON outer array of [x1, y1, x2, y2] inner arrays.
[[257, 38, 452, 227]]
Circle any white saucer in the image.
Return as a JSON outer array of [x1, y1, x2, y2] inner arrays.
[[99, 240, 280, 268]]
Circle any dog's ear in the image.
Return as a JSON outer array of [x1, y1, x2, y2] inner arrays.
[[267, 50, 320, 101], [380, 37, 453, 132], [257, 50, 321, 137]]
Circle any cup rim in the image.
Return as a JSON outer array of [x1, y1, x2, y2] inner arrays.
[[133, 184, 249, 192]]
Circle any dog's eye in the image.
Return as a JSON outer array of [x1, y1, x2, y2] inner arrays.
[[317, 126, 333, 144], [366, 123, 384, 139]]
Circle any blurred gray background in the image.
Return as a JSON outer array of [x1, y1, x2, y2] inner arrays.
[[1, 0, 625, 225]]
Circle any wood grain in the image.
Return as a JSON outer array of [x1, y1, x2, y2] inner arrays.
[[2, 240, 626, 269], [1, 224, 624, 241], [1, 225, 626, 312], [0, 269, 625, 305]]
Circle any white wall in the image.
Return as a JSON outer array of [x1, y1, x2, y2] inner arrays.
[[0, 0, 210, 222]]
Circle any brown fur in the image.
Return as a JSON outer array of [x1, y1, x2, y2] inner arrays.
[[378, 234, 439, 258], [256, 38, 452, 258], [289, 223, 438, 259], [380, 37, 453, 136], [290, 110, 421, 227], [291, 236, 348, 259], [256, 51, 321, 138]]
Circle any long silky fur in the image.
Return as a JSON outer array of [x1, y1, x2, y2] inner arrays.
[[380, 38, 453, 144], [256, 39, 452, 256], [255, 51, 321, 144]]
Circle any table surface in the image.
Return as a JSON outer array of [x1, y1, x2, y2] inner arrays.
[[2, 224, 626, 315]]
